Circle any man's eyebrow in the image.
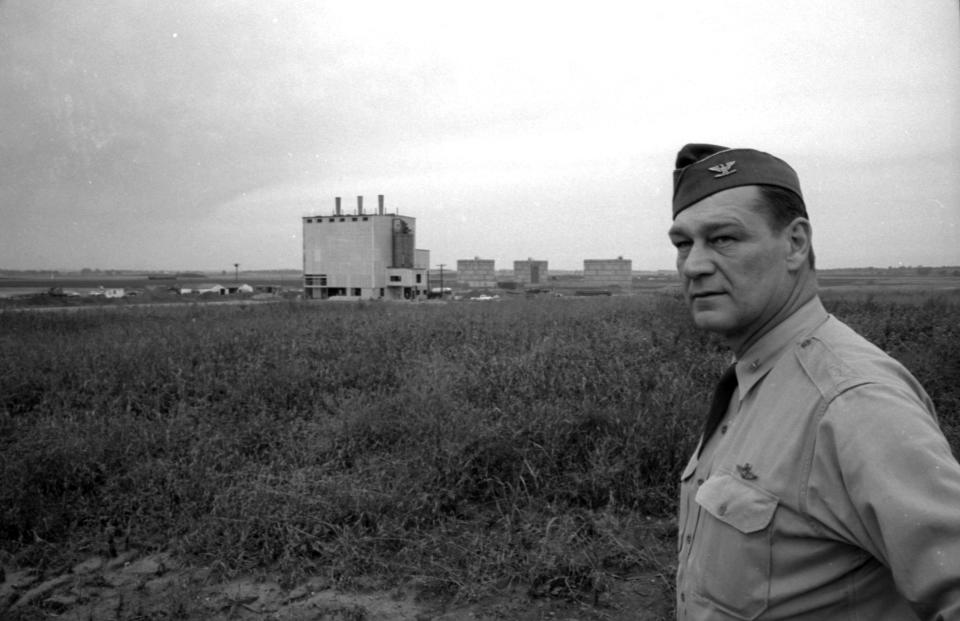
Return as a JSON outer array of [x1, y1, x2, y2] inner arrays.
[[703, 220, 745, 233], [669, 219, 744, 237]]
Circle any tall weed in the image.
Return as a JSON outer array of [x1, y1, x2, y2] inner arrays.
[[1, 293, 957, 608]]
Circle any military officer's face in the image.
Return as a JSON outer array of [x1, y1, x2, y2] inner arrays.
[[668, 185, 795, 344]]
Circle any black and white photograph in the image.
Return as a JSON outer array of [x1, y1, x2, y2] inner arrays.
[[2, 2, 958, 619]]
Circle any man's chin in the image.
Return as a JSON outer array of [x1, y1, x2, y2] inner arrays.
[[690, 310, 733, 333]]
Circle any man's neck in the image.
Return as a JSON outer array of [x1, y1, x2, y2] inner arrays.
[[731, 275, 819, 358]]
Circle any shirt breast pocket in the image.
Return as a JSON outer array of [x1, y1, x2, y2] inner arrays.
[[693, 473, 779, 620]]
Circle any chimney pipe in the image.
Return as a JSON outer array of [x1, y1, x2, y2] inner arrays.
[[378, 194, 384, 216], [335, 196, 341, 216], [357, 195, 363, 215]]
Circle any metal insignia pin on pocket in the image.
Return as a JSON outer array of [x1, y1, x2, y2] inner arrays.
[[736, 463, 757, 480]]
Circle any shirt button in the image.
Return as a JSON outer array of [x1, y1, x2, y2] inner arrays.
[[680, 592, 685, 602], [685, 534, 691, 544], [717, 503, 728, 516], [720, 424, 728, 434], [696, 478, 704, 485]]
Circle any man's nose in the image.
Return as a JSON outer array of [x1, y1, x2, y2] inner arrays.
[[681, 242, 715, 279]]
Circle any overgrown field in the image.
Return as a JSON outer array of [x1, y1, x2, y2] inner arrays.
[[2, 293, 959, 611]]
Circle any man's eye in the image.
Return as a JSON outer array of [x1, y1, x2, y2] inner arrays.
[[673, 239, 691, 250], [710, 236, 734, 247]]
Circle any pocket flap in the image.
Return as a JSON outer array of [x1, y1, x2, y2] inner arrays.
[[694, 473, 778, 533]]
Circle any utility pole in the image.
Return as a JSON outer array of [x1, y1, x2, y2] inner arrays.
[[437, 263, 445, 299], [234, 263, 239, 283]]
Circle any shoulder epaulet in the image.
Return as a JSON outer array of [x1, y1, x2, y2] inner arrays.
[[794, 336, 872, 403]]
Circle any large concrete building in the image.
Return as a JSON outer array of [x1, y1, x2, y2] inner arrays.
[[583, 257, 632, 288], [302, 195, 429, 300], [456, 257, 496, 288], [514, 259, 548, 285]]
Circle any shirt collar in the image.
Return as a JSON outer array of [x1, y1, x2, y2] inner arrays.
[[734, 296, 829, 400]]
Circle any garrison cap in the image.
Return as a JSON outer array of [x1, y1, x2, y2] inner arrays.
[[672, 143, 804, 218]]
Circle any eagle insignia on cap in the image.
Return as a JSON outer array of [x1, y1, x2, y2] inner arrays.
[[708, 161, 737, 178]]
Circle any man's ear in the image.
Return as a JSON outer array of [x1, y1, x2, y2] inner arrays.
[[784, 218, 812, 271]]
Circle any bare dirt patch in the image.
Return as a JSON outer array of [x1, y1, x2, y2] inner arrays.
[[2, 549, 672, 620]]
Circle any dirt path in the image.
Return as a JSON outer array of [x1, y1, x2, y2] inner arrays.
[[1, 549, 672, 620]]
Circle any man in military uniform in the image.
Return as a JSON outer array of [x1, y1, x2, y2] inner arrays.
[[668, 143, 960, 620]]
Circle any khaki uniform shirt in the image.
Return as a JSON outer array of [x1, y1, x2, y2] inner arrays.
[[676, 298, 960, 620]]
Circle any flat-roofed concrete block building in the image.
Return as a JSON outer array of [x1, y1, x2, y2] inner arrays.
[[514, 259, 548, 285], [583, 257, 632, 288], [302, 195, 429, 300], [457, 257, 496, 288]]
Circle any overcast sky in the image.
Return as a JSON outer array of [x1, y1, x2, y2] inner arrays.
[[1, 1, 958, 272]]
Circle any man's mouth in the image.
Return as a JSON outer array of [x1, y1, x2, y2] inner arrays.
[[690, 291, 724, 300]]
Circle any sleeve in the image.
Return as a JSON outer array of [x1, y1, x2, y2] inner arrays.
[[815, 382, 960, 620]]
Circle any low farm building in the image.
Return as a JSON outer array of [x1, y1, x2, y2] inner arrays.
[[89, 287, 125, 298], [179, 283, 253, 295]]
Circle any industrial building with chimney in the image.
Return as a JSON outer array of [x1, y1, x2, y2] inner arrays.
[[302, 195, 429, 300]]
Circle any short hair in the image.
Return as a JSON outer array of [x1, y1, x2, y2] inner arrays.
[[755, 185, 816, 269]]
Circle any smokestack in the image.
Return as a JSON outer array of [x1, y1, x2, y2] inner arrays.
[[378, 194, 384, 215], [335, 196, 341, 216], [357, 195, 363, 215]]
